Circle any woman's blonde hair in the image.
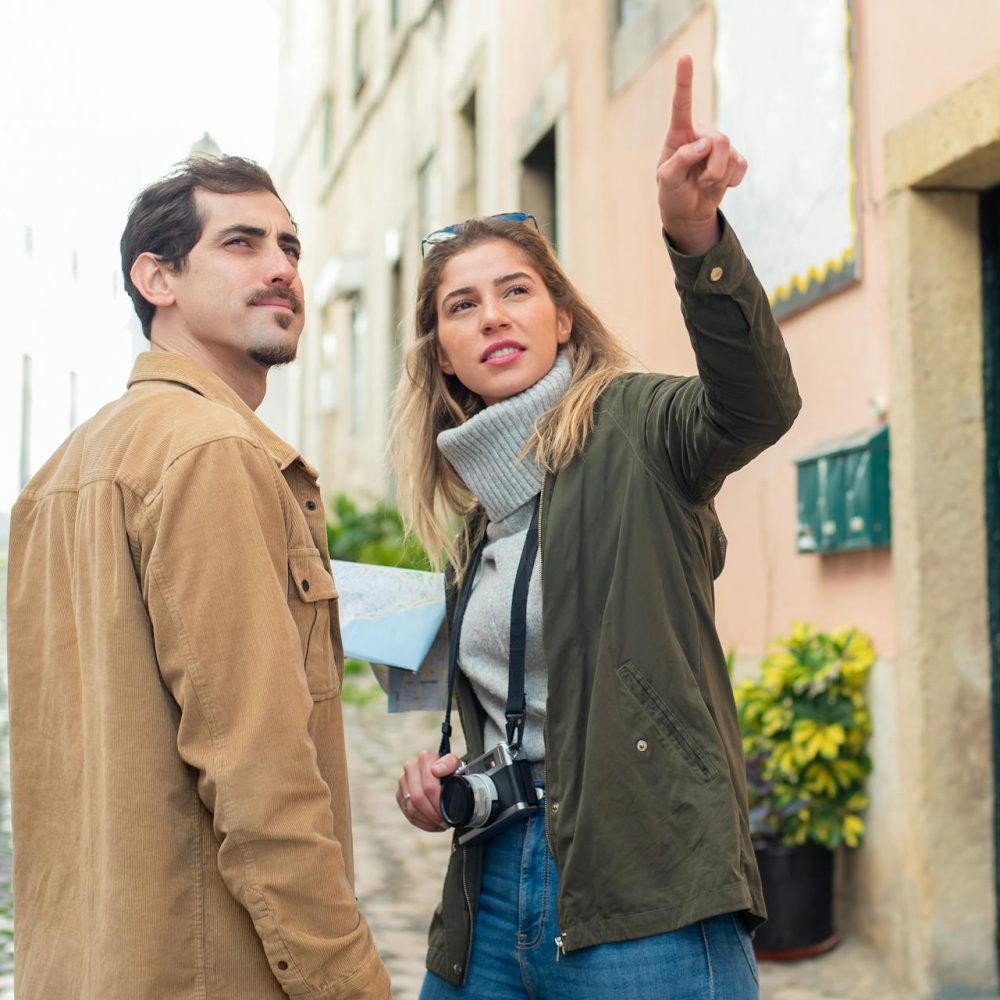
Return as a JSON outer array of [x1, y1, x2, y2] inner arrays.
[[392, 216, 631, 572]]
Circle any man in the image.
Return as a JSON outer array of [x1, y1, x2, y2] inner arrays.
[[6, 156, 390, 999]]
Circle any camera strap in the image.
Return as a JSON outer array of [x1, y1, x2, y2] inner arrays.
[[439, 495, 541, 759]]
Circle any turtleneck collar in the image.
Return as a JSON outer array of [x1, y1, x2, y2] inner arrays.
[[436, 352, 573, 521]]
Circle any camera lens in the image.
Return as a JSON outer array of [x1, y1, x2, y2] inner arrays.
[[440, 774, 498, 828]]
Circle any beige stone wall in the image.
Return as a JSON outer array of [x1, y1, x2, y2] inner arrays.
[[886, 189, 993, 993], [880, 62, 1000, 995]]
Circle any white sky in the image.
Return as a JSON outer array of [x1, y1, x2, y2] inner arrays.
[[0, 0, 280, 515]]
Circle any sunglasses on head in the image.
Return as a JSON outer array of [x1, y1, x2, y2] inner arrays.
[[421, 212, 539, 256]]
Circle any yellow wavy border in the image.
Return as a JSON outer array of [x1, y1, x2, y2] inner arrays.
[[769, 0, 858, 309], [771, 246, 856, 304]]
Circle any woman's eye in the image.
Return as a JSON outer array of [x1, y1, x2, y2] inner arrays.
[[505, 284, 529, 297], [449, 299, 474, 314]]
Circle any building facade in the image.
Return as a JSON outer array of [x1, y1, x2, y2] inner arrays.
[[270, 1, 1000, 994]]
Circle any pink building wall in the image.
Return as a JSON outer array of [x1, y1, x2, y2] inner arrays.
[[499, 0, 1000, 660]]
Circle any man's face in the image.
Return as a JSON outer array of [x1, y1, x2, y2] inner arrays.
[[165, 189, 305, 367]]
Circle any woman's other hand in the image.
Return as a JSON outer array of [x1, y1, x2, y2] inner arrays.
[[656, 54, 748, 256], [396, 750, 462, 832]]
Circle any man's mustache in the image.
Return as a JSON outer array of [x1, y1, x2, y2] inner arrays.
[[247, 287, 303, 313]]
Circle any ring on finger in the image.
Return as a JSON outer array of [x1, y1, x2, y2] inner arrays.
[[403, 792, 412, 803]]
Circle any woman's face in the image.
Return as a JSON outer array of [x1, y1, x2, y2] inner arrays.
[[434, 239, 571, 406]]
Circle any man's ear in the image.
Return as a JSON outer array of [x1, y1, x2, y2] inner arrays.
[[556, 307, 572, 345], [129, 252, 176, 309]]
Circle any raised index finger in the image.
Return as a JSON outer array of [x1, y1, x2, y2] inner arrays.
[[670, 54, 695, 133]]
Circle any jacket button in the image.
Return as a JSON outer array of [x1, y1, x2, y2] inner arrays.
[[301, 579, 310, 592], [637, 739, 649, 752], [551, 801, 560, 813], [452, 963, 463, 974], [306, 500, 317, 511], [278, 961, 288, 971], [709, 265, 724, 282]]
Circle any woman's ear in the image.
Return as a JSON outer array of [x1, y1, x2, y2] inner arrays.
[[435, 340, 456, 375], [129, 252, 176, 309], [556, 307, 572, 345]]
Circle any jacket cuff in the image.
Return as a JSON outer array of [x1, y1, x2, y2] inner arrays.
[[662, 211, 750, 296], [311, 936, 391, 999]]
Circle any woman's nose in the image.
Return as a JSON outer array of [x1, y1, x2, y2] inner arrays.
[[480, 296, 510, 331]]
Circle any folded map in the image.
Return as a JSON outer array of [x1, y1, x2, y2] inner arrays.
[[331, 560, 449, 712]]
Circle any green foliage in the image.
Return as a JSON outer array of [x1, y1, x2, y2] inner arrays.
[[326, 493, 430, 706], [734, 622, 875, 851], [326, 493, 430, 570]]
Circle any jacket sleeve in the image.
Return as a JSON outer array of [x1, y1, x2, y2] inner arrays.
[[141, 435, 390, 1000], [639, 213, 801, 504]]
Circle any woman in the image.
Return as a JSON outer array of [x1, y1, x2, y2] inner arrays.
[[392, 56, 799, 999]]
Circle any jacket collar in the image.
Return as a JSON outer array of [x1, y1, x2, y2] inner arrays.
[[127, 351, 316, 478]]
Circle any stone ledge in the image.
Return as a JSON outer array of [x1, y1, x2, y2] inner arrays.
[[886, 63, 1000, 193]]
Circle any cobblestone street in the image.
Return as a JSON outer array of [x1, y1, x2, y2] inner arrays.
[[343, 677, 918, 1000], [0, 612, 968, 1000]]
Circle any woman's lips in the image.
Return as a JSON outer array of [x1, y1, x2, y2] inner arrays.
[[482, 342, 525, 365]]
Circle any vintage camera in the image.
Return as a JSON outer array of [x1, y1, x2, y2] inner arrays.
[[439, 743, 539, 845]]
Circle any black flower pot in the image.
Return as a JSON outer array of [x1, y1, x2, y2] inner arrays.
[[753, 841, 840, 960]]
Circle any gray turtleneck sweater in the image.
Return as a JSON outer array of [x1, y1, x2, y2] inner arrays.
[[436, 353, 572, 762]]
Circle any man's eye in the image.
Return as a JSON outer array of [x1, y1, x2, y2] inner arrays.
[[283, 246, 302, 260], [224, 237, 251, 248]]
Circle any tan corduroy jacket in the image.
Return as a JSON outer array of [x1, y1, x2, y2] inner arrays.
[[6, 352, 390, 999]]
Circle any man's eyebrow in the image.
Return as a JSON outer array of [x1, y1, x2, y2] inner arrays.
[[215, 224, 267, 241], [214, 224, 302, 250]]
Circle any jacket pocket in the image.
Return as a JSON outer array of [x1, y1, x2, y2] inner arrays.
[[617, 660, 719, 782], [288, 548, 341, 701]]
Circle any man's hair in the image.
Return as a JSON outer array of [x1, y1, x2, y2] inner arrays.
[[120, 155, 283, 340]]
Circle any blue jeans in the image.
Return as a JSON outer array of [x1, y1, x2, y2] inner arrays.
[[420, 794, 759, 999]]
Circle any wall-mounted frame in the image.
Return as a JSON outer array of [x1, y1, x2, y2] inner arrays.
[[714, 0, 859, 319]]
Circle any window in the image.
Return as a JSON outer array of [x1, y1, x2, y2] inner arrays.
[[19, 354, 32, 490], [388, 259, 404, 395], [455, 91, 478, 221], [386, 259, 404, 498], [617, 0, 650, 25], [321, 90, 335, 167], [609, 0, 703, 92], [352, 9, 370, 98], [520, 127, 557, 249], [349, 296, 367, 436], [417, 153, 443, 240]]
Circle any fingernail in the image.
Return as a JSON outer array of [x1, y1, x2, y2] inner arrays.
[[694, 139, 708, 152]]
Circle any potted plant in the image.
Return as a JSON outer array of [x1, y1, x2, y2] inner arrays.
[[734, 622, 875, 959]]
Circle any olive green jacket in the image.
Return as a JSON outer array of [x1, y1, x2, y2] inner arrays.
[[426, 219, 801, 986]]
